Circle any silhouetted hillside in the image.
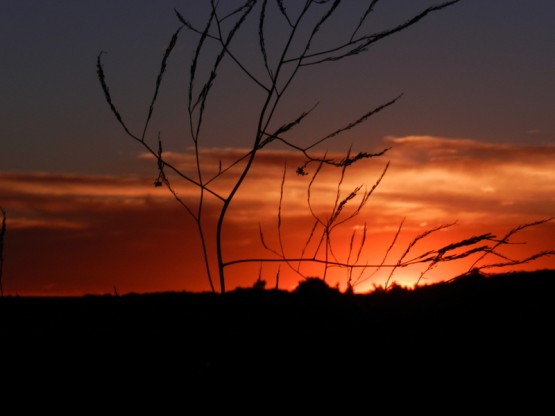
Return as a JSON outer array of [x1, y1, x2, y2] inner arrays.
[[1, 269, 553, 406]]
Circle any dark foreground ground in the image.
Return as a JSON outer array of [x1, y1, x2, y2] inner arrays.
[[1, 269, 554, 409]]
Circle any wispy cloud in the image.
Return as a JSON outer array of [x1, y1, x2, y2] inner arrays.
[[376, 136, 555, 226], [3, 136, 553, 235], [1, 136, 553, 294], [0, 172, 173, 229]]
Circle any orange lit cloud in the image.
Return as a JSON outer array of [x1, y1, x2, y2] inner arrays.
[[379, 136, 555, 225], [1, 136, 553, 295]]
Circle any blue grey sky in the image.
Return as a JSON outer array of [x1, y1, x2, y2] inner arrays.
[[1, 0, 554, 175]]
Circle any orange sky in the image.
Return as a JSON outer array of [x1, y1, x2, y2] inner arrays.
[[2, 2, 555, 296], [2, 135, 553, 296]]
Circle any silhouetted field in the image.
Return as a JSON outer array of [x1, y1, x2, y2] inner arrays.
[[2, 269, 553, 406]]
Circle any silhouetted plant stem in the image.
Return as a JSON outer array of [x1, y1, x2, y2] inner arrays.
[[0, 207, 6, 297], [95, 1, 555, 293]]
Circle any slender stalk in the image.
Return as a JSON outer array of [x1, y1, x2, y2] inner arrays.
[[0, 207, 6, 297]]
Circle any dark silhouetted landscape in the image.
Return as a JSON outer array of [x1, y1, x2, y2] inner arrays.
[[2, 269, 553, 406]]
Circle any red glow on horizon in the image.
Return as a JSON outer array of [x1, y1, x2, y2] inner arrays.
[[1, 137, 554, 296]]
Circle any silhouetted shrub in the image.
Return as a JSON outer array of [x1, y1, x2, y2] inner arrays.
[[293, 277, 340, 297]]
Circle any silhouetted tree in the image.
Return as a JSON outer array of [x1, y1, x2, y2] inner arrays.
[[97, 1, 553, 293]]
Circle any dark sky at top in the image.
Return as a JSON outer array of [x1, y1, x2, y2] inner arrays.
[[1, 0, 554, 176]]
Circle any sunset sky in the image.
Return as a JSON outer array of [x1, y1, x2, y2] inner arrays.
[[1, 0, 554, 296]]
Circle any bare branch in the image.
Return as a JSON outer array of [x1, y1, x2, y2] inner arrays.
[[477, 251, 555, 271], [287, 0, 462, 66], [468, 217, 554, 271], [96, 52, 136, 139], [259, 103, 319, 148], [306, 94, 403, 151], [384, 222, 457, 288], [258, 0, 272, 78], [276, 0, 293, 28], [356, 217, 406, 287], [142, 26, 183, 141], [350, 0, 380, 42]]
